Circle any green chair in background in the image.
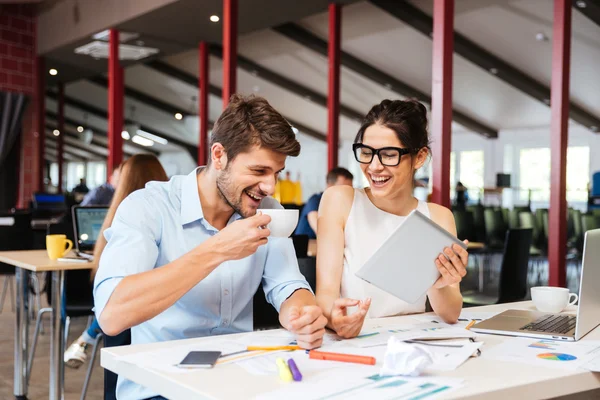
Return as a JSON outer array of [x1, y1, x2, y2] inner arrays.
[[484, 208, 506, 251]]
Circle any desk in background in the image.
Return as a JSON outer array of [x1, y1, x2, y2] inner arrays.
[[101, 301, 600, 400], [0, 250, 92, 400]]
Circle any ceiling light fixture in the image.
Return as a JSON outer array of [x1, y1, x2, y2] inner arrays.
[[77, 126, 84, 133], [49, 69, 58, 76], [132, 135, 154, 147], [489, 68, 498, 75], [175, 112, 183, 120], [136, 129, 168, 145], [576, 1, 587, 8], [210, 15, 220, 22], [52, 129, 60, 136], [535, 32, 549, 42], [121, 131, 131, 140]]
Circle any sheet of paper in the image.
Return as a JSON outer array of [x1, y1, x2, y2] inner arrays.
[[236, 346, 388, 376], [482, 338, 600, 370], [346, 324, 477, 348], [115, 339, 248, 374], [257, 367, 463, 400], [411, 311, 500, 327], [581, 352, 600, 372], [420, 340, 483, 371]]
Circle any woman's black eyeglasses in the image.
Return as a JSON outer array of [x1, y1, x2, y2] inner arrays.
[[352, 143, 416, 167]]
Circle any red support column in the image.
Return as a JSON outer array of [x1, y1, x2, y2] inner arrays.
[[222, 0, 238, 109], [108, 29, 124, 176], [548, 0, 571, 288], [199, 41, 209, 166], [430, 0, 454, 208], [57, 82, 65, 193], [36, 56, 46, 192], [327, 3, 341, 171]]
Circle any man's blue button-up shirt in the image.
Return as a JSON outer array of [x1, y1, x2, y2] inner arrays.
[[93, 168, 312, 400]]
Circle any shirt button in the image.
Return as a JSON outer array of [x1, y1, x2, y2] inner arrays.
[[224, 289, 229, 296]]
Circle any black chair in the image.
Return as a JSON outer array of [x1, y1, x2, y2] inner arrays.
[[104, 329, 131, 400], [452, 210, 476, 242], [463, 228, 533, 307], [483, 208, 507, 251], [252, 256, 316, 330], [0, 211, 33, 313], [291, 235, 309, 258]]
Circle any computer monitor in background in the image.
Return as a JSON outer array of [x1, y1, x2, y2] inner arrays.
[[496, 173, 511, 188], [72, 206, 109, 253], [32, 193, 66, 210]]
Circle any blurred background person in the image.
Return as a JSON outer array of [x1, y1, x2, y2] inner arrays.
[[295, 167, 353, 239], [81, 165, 122, 206], [64, 154, 169, 369]]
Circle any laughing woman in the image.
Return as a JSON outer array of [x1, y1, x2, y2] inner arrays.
[[316, 99, 469, 338]]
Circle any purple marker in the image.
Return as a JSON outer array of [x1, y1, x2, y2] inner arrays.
[[287, 358, 302, 382]]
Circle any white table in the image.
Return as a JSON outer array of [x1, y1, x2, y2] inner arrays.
[[102, 301, 600, 400], [0, 250, 93, 400]]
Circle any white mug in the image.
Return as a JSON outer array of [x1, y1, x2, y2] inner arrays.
[[531, 286, 578, 313], [258, 209, 299, 238]]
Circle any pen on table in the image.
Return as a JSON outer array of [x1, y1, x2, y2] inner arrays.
[[247, 345, 301, 351], [309, 350, 376, 365], [287, 358, 303, 381], [276, 358, 293, 382], [458, 318, 483, 322], [465, 320, 477, 330]]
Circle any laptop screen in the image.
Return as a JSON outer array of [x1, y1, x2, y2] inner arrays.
[[74, 207, 109, 251]]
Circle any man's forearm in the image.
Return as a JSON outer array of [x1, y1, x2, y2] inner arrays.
[[278, 288, 315, 327], [427, 286, 462, 324], [98, 242, 225, 335]]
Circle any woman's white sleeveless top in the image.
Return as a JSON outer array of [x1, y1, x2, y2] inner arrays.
[[341, 188, 431, 318]]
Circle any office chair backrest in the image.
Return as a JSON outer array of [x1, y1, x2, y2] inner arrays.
[[498, 228, 533, 304], [291, 235, 309, 258], [0, 211, 33, 274], [453, 210, 476, 242], [104, 329, 131, 400]]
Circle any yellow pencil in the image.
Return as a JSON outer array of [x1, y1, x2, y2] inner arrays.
[[465, 320, 477, 330], [246, 345, 301, 351]]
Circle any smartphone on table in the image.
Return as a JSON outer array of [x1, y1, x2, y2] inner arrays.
[[176, 351, 222, 369]]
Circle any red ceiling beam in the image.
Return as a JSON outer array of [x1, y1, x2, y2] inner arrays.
[[548, 0, 572, 288], [222, 0, 238, 109], [36, 56, 46, 192], [430, 0, 454, 208], [57, 82, 64, 193], [199, 41, 209, 166], [327, 3, 341, 171], [108, 28, 124, 176]]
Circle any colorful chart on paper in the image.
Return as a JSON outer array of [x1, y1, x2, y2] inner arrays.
[[537, 353, 577, 361]]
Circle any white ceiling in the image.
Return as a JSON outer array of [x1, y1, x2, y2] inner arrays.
[[53, 0, 600, 160]]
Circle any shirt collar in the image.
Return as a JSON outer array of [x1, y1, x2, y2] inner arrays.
[[180, 167, 243, 227], [180, 167, 205, 226]]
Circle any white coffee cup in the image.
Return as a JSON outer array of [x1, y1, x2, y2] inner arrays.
[[531, 286, 578, 313], [259, 209, 299, 238]]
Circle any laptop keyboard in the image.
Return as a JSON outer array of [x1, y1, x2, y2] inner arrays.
[[521, 315, 577, 334]]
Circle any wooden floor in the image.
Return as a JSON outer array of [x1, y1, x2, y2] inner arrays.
[[0, 275, 103, 400]]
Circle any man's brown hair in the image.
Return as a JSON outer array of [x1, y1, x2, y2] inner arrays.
[[209, 94, 301, 164]]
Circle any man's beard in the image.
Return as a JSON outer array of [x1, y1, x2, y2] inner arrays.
[[216, 168, 249, 218]]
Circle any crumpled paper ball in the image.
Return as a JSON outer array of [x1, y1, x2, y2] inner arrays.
[[379, 336, 434, 377]]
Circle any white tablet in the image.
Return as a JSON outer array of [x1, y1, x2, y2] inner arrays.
[[355, 209, 467, 304]]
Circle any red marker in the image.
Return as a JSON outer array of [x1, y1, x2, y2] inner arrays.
[[309, 350, 376, 365]]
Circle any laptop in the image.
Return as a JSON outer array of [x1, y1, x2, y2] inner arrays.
[[71, 206, 109, 260], [355, 210, 467, 304], [471, 229, 600, 341]]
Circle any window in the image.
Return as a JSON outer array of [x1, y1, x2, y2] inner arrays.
[[66, 162, 86, 191], [459, 150, 484, 202], [86, 162, 107, 189], [519, 146, 590, 203], [566, 147, 590, 202]]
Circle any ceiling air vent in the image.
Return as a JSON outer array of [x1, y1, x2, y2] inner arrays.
[[74, 41, 159, 61]]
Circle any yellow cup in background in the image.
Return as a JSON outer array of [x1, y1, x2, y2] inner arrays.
[[46, 234, 73, 260]]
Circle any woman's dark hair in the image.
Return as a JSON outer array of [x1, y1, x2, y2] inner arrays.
[[354, 99, 431, 155]]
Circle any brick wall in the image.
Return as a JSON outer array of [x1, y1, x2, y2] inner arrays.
[[0, 5, 39, 209]]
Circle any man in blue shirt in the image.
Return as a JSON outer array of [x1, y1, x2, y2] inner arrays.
[[295, 167, 353, 238], [81, 167, 121, 206], [94, 95, 327, 400]]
